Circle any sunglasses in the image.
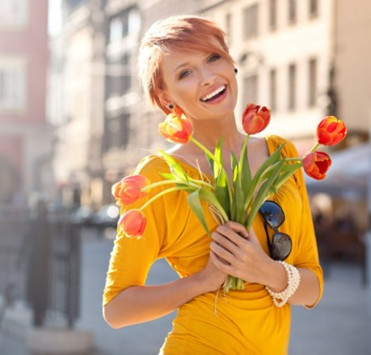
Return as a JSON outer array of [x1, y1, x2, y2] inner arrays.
[[258, 200, 292, 261]]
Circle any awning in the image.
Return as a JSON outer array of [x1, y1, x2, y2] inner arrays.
[[305, 143, 371, 199]]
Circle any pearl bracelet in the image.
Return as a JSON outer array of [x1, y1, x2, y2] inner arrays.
[[265, 261, 301, 307]]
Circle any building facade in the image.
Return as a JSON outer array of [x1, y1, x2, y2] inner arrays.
[[0, 0, 52, 204], [201, 0, 370, 148], [52, 0, 370, 207]]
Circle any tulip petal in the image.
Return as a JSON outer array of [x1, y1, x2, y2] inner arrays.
[[242, 103, 271, 135]]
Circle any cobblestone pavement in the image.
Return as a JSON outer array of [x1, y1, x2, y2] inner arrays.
[[1, 230, 370, 354]]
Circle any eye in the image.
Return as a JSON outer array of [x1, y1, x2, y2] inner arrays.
[[208, 54, 221, 62], [178, 70, 191, 80]]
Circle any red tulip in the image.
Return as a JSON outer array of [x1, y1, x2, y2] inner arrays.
[[317, 116, 347, 146], [112, 175, 150, 206], [242, 103, 271, 135], [158, 110, 193, 144], [302, 151, 332, 180], [118, 209, 146, 239]]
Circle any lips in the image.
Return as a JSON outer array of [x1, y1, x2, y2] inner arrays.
[[200, 85, 226, 102]]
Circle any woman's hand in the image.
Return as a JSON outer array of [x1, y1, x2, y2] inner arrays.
[[195, 251, 228, 293], [209, 221, 284, 286]]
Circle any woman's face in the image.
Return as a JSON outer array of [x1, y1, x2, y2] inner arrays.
[[159, 44, 238, 122]]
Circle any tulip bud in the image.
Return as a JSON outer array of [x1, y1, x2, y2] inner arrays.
[[242, 103, 271, 135], [112, 175, 150, 206], [302, 151, 332, 180], [118, 209, 147, 239], [158, 112, 193, 144], [317, 116, 347, 146]]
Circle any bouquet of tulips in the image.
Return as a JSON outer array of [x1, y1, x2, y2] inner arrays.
[[112, 104, 347, 293]]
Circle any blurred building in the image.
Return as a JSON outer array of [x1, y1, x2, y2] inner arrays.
[[0, 0, 52, 205], [51, 0, 371, 207], [201, 0, 370, 150]]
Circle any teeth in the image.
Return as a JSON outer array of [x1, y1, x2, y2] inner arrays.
[[201, 85, 226, 102]]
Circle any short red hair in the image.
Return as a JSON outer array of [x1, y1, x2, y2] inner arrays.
[[138, 16, 234, 114]]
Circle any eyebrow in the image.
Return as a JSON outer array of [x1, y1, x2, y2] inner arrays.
[[174, 61, 191, 73]]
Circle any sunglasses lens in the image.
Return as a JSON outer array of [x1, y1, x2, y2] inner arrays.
[[259, 201, 285, 228], [271, 233, 292, 261]]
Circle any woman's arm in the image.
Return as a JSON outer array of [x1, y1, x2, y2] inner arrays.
[[103, 257, 227, 329]]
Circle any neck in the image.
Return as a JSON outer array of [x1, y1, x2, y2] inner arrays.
[[190, 117, 243, 152]]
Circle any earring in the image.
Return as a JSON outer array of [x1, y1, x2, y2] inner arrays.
[[168, 103, 174, 110], [234, 68, 238, 74]]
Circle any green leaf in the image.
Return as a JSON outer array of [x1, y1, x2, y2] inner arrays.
[[187, 190, 210, 235], [245, 160, 284, 229], [158, 149, 189, 183], [244, 145, 285, 210], [198, 188, 229, 222]]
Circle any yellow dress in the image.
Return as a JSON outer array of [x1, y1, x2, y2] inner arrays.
[[103, 135, 324, 355]]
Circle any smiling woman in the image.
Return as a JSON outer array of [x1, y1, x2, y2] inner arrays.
[[103, 15, 323, 355]]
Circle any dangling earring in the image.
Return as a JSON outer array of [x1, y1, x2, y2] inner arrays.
[[234, 68, 238, 74]]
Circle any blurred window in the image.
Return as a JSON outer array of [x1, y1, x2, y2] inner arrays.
[[308, 58, 317, 107], [244, 74, 258, 105], [309, 0, 319, 18], [243, 4, 259, 39], [108, 7, 140, 43], [0, 57, 26, 111], [0, 0, 28, 29], [269, 68, 277, 112], [269, 0, 277, 31], [106, 114, 130, 150], [288, 0, 297, 25], [288, 63, 296, 111], [106, 54, 131, 97]]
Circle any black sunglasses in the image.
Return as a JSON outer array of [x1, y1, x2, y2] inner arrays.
[[258, 200, 292, 261]]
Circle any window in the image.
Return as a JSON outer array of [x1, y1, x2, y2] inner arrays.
[[106, 54, 131, 97], [308, 58, 317, 107], [288, 64, 296, 111], [244, 74, 258, 104], [269, 69, 277, 111], [309, 0, 318, 18], [108, 7, 140, 43], [0, 58, 26, 111], [269, 0, 277, 31], [106, 114, 130, 150], [288, 0, 297, 24], [243, 4, 259, 39], [0, 0, 28, 28]]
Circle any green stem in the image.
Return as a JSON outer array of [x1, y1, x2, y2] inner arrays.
[[190, 137, 216, 160], [310, 143, 320, 152], [140, 186, 190, 211], [142, 179, 215, 192]]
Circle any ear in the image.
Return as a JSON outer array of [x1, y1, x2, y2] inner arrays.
[[158, 91, 174, 109]]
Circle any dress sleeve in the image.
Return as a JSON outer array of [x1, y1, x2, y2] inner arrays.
[[102, 156, 168, 306], [277, 136, 325, 307]]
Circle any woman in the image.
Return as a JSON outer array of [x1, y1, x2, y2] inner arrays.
[[103, 16, 323, 354]]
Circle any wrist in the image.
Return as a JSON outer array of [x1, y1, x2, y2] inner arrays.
[[263, 259, 287, 292]]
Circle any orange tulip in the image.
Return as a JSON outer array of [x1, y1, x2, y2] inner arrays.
[[302, 151, 332, 180], [118, 209, 146, 239], [158, 111, 193, 144], [112, 175, 150, 206], [317, 116, 347, 146], [242, 103, 271, 135]]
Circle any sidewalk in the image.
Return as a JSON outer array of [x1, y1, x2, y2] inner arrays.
[[1, 232, 370, 354]]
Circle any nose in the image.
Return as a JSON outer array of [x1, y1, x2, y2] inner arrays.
[[199, 66, 216, 86]]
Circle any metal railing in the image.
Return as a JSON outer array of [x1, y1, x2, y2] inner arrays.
[[0, 202, 81, 328]]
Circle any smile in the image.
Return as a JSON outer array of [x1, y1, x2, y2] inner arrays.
[[200, 85, 226, 102]]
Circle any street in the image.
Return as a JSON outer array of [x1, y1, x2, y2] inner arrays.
[[1, 229, 370, 354]]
